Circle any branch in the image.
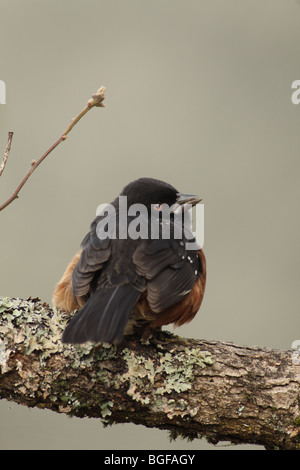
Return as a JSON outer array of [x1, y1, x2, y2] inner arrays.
[[0, 87, 105, 212], [0, 131, 14, 177], [0, 296, 300, 450]]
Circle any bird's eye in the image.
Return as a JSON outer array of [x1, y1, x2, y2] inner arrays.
[[153, 203, 162, 211]]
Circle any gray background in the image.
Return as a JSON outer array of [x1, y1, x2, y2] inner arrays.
[[1, 0, 300, 450]]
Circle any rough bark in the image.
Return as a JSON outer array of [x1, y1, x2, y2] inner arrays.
[[0, 296, 300, 450]]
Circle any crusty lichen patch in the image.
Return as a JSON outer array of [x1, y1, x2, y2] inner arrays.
[[0, 296, 93, 362], [116, 344, 213, 419]]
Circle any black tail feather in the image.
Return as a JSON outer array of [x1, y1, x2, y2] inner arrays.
[[62, 284, 141, 344]]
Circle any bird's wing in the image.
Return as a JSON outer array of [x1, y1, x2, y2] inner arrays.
[[133, 238, 200, 312], [71, 214, 112, 297]]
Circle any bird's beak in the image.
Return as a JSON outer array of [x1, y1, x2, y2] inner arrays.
[[176, 193, 202, 207]]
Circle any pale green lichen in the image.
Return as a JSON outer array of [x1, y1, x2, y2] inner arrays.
[[100, 400, 114, 418], [117, 345, 213, 419], [0, 297, 96, 369]]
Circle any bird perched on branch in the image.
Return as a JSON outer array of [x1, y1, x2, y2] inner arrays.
[[53, 177, 206, 344]]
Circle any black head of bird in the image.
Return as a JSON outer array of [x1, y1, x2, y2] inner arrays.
[[120, 177, 202, 211]]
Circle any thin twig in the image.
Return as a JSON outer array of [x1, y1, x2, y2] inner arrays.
[[0, 87, 105, 212], [0, 131, 14, 178]]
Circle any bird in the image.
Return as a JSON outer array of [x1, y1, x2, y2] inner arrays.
[[52, 177, 206, 344]]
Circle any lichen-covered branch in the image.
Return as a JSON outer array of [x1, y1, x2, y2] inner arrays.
[[0, 297, 300, 450]]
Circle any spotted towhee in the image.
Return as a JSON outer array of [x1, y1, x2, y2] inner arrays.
[[53, 177, 206, 344]]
